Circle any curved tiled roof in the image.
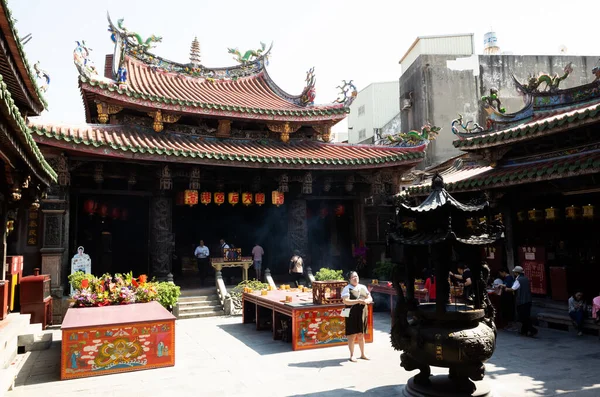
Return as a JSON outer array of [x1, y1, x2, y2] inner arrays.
[[30, 122, 426, 170], [81, 56, 347, 122]]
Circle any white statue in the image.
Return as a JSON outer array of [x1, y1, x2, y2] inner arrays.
[[70, 246, 92, 295]]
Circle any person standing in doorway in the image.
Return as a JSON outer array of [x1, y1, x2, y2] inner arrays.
[[194, 240, 210, 286], [449, 263, 472, 303], [289, 250, 304, 287], [219, 239, 230, 255], [503, 266, 537, 337], [252, 243, 265, 281], [219, 239, 231, 284]]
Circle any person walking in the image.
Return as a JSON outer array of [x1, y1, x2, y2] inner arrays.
[[193, 240, 209, 286], [252, 243, 265, 281], [503, 266, 537, 337], [289, 250, 304, 287], [341, 271, 372, 362]]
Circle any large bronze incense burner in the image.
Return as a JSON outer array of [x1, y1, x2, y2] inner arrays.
[[389, 174, 503, 396]]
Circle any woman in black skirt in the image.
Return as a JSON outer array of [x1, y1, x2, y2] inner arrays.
[[341, 271, 372, 362]]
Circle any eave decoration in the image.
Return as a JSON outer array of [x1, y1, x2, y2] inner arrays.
[[481, 88, 506, 114], [33, 62, 50, 93], [228, 42, 269, 65], [147, 110, 181, 132], [518, 62, 573, 94], [334, 80, 358, 107], [96, 102, 123, 124], [380, 124, 441, 148], [300, 67, 316, 106], [267, 122, 301, 143], [451, 114, 485, 139]]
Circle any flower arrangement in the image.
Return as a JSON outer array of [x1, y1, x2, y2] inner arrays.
[[69, 271, 174, 309]]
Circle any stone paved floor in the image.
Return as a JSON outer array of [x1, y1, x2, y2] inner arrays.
[[6, 313, 600, 397]]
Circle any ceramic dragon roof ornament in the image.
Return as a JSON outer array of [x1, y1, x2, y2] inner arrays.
[[451, 114, 484, 139], [334, 80, 357, 106], [33, 61, 50, 92], [227, 42, 270, 64], [481, 88, 505, 114], [73, 40, 99, 79], [519, 62, 573, 93], [383, 124, 441, 147], [300, 67, 316, 106]]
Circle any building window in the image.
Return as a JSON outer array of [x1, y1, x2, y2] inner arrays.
[[358, 105, 365, 116], [358, 128, 366, 140]]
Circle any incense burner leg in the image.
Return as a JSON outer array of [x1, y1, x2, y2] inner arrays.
[[401, 352, 431, 385]]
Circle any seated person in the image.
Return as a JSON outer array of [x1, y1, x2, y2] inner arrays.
[[568, 290, 586, 336]]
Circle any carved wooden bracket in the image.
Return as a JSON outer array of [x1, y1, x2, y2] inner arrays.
[[313, 124, 333, 142], [267, 122, 301, 143], [96, 102, 123, 124], [216, 119, 232, 138], [481, 147, 511, 167], [147, 110, 182, 132]]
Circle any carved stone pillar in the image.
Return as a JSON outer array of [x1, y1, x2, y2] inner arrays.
[[150, 195, 173, 280], [288, 200, 308, 259]]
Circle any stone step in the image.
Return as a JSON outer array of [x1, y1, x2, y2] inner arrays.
[[0, 366, 16, 397], [17, 327, 53, 352], [178, 299, 221, 308], [178, 305, 222, 314], [179, 295, 219, 303], [177, 310, 225, 319]]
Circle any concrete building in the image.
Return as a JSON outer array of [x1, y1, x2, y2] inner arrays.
[[399, 33, 599, 167], [348, 81, 399, 144]]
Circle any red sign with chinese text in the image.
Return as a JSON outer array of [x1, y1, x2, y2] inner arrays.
[[214, 192, 225, 206], [242, 192, 253, 206], [200, 192, 211, 205], [184, 190, 198, 206], [228, 192, 239, 206], [255, 193, 265, 206], [518, 246, 546, 295]]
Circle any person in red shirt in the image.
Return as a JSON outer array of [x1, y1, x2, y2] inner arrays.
[[425, 273, 436, 302]]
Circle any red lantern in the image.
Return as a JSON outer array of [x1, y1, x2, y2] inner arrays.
[[255, 193, 265, 206], [320, 207, 329, 219], [214, 192, 225, 206], [97, 204, 108, 218], [228, 192, 240, 206], [120, 209, 129, 221], [242, 192, 253, 206], [175, 191, 185, 206], [111, 207, 121, 220], [334, 204, 345, 217], [184, 190, 199, 206], [271, 191, 284, 207], [200, 192, 211, 205], [83, 199, 97, 215]]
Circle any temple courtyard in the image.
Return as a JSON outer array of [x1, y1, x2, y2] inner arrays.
[[5, 313, 599, 397]]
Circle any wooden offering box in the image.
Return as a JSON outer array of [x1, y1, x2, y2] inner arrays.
[[61, 301, 175, 380], [312, 281, 347, 304]]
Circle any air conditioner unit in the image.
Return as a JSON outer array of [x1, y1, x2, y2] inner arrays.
[[401, 98, 412, 110]]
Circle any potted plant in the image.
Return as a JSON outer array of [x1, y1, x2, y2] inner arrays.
[[156, 281, 181, 312], [312, 268, 346, 304], [373, 261, 395, 282]]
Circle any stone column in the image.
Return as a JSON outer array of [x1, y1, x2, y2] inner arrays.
[[150, 195, 173, 281], [40, 186, 69, 296], [288, 199, 307, 259]]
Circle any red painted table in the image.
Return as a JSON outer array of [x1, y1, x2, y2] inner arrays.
[[61, 301, 176, 380], [242, 290, 373, 351], [368, 283, 429, 318]]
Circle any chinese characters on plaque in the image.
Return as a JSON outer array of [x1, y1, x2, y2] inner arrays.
[[26, 209, 39, 246]]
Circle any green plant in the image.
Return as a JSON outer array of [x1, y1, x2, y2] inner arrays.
[[156, 281, 181, 309], [373, 261, 395, 281], [68, 271, 95, 291], [229, 279, 269, 310], [314, 268, 344, 281]]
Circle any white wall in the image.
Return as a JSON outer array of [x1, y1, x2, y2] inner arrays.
[[348, 81, 399, 144], [400, 34, 474, 74]]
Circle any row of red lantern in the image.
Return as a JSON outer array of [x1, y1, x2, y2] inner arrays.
[[176, 191, 285, 207], [517, 205, 595, 222], [83, 199, 129, 220]]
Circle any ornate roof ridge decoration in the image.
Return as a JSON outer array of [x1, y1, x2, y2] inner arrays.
[[451, 114, 485, 139], [401, 173, 487, 213], [516, 62, 573, 95], [0, 0, 48, 111], [29, 121, 427, 170], [0, 75, 56, 184], [334, 80, 358, 107], [32, 61, 50, 92], [377, 123, 441, 148]]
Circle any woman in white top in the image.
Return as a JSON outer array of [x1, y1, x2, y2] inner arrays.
[[341, 271, 372, 362]]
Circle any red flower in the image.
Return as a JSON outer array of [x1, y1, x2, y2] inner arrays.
[[81, 279, 89, 289], [132, 279, 139, 288], [139, 274, 148, 284]]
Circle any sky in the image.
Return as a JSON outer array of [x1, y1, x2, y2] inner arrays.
[[10, 0, 600, 138]]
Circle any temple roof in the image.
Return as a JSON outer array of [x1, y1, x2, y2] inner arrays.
[[403, 148, 600, 195], [76, 16, 354, 124], [0, 0, 47, 113], [30, 122, 426, 170]]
